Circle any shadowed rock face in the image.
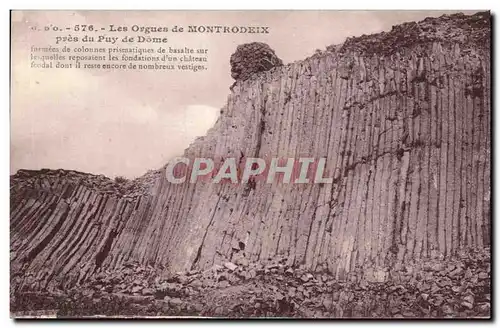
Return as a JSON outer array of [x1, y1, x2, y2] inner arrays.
[[10, 12, 491, 291], [230, 42, 283, 81]]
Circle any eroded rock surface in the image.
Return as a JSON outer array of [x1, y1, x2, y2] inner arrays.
[[230, 42, 283, 81]]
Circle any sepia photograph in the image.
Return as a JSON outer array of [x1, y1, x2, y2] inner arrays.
[[9, 9, 491, 319]]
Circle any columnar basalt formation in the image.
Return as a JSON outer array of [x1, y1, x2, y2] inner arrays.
[[11, 12, 491, 291]]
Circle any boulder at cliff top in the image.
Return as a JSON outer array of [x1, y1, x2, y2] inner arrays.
[[230, 42, 283, 81]]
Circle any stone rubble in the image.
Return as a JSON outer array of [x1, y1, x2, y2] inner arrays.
[[11, 247, 490, 318]]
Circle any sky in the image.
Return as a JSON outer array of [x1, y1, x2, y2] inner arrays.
[[10, 10, 469, 178]]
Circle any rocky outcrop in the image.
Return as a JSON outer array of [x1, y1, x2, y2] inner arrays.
[[11, 11, 491, 297], [230, 42, 283, 81], [331, 12, 490, 56]]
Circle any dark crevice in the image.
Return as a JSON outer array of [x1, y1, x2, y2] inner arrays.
[[23, 203, 70, 264], [94, 229, 119, 272], [191, 197, 222, 270]]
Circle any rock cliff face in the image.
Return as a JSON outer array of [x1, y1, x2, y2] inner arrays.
[[11, 12, 491, 291]]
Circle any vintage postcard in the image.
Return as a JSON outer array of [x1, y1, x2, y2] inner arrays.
[[10, 10, 491, 319]]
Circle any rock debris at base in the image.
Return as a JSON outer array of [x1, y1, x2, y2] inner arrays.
[[11, 247, 490, 318]]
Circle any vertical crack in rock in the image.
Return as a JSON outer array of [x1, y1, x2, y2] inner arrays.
[[94, 228, 119, 271], [24, 202, 70, 264], [191, 197, 222, 270]]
